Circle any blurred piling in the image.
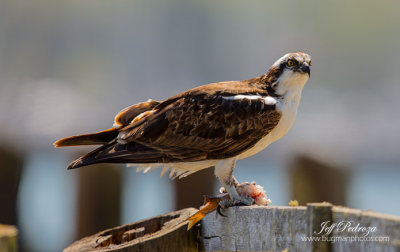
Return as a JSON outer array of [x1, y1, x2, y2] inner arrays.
[[0, 147, 23, 226], [175, 168, 216, 210], [76, 163, 122, 239], [290, 155, 349, 206]]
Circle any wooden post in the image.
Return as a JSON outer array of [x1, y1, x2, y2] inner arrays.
[[65, 204, 400, 251], [200, 205, 310, 251], [200, 203, 400, 251], [307, 202, 333, 252], [0, 224, 18, 252], [64, 208, 198, 251]]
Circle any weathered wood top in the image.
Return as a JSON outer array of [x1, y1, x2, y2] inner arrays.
[[201, 203, 400, 251], [65, 203, 400, 252], [64, 208, 198, 252]]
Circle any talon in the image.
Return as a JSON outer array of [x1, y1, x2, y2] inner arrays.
[[217, 205, 227, 217], [218, 198, 234, 209], [218, 196, 254, 209]]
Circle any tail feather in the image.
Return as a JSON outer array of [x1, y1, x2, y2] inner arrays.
[[66, 141, 116, 169], [54, 128, 118, 147], [66, 141, 167, 169]]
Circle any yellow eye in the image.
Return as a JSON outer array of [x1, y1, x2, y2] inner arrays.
[[309, 61, 312, 66], [287, 60, 294, 66]]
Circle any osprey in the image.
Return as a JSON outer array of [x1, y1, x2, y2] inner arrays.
[[54, 52, 312, 207]]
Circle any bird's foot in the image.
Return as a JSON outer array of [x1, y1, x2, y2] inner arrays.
[[217, 196, 254, 217], [219, 196, 254, 208]]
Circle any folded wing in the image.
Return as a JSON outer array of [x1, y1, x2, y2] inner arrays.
[[67, 92, 281, 169]]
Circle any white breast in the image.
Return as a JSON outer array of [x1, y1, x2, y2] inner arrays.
[[237, 71, 308, 160], [237, 97, 300, 159]]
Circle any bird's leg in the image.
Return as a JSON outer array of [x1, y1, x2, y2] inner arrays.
[[214, 158, 254, 208]]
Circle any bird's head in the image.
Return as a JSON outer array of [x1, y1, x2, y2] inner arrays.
[[264, 52, 312, 97]]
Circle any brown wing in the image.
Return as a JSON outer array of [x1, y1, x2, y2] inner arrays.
[[66, 80, 281, 169], [119, 92, 281, 160], [114, 99, 160, 127]]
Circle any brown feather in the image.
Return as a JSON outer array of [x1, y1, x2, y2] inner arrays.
[[114, 99, 160, 127], [53, 128, 118, 147], [116, 83, 281, 161], [58, 75, 282, 168]]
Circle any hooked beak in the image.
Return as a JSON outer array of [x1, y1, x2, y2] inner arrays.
[[299, 64, 310, 77]]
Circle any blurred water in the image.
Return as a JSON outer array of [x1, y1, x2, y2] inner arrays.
[[17, 151, 77, 252], [348, 164, 400, 216], [121, 167, 175, 224]]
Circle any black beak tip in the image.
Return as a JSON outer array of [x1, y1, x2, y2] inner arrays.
[[300, 65, 310, 77]]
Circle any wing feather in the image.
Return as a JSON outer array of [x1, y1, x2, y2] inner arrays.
[[114, 99, 160, 127], [119, 92, 281, 161], [65, 80, 282, 169]]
